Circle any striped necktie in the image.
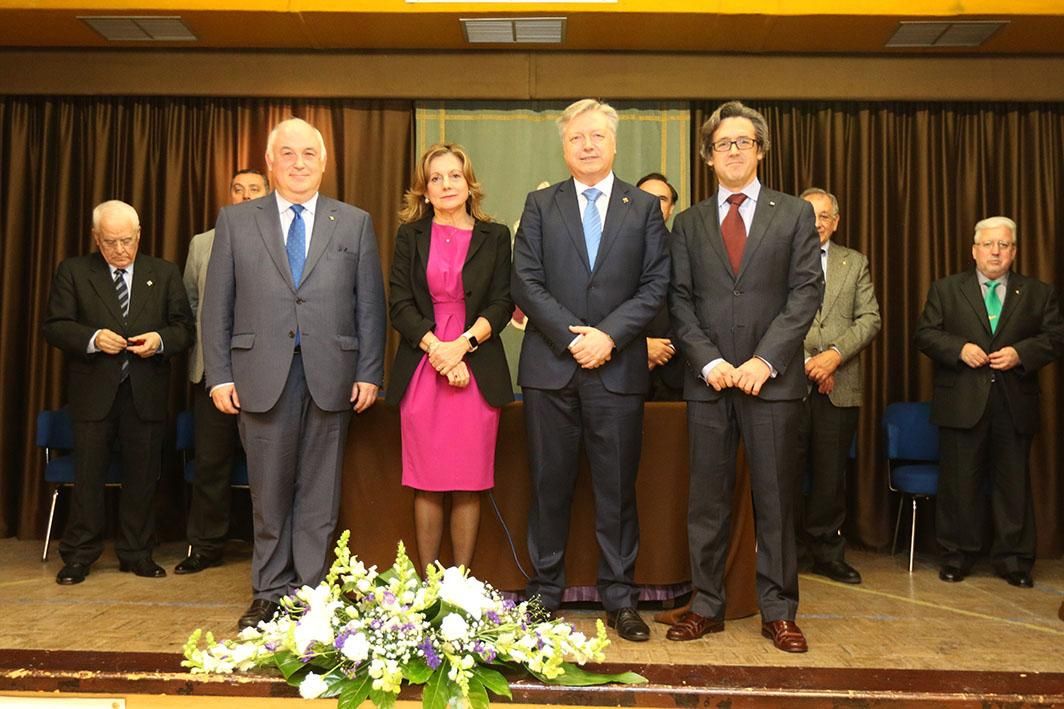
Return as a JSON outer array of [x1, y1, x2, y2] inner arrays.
[[114, 268, 130, 380], [582, 188, 603, 269]]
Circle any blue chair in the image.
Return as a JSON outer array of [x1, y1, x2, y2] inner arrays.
[[176, 409, 250, 554], [36, 408, 123, 561], [883, 401, 940, 573]]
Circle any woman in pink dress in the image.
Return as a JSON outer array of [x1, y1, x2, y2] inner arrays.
[[386, 144, 514, 571]]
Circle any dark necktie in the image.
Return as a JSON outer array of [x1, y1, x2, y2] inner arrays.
[[114, 268, 130, 381], [721, 193, 748, 273], [985, 280, 1002, 334]]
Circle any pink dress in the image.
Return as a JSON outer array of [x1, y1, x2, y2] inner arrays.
[[399, 223, 500, 491]]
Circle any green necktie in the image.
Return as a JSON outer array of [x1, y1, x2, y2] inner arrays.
[[985, 280, 1002, 334]]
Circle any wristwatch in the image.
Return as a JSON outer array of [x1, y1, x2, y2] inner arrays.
[[463, 331, 479, 352]]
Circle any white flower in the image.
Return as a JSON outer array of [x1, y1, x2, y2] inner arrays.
[[294, 586, 342, 654], [298, 672, 329, 699], [340, 632, 370, 663], [440, 612, 470, 642], [438, 567, 489, 620]]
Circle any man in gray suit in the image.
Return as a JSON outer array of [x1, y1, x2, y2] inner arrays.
[[795, 188, 881, 585], [202, 118, 386, 628], [667, 101, 821, 652], [176, 168, 269, 575], [512, 99, 669, 642]]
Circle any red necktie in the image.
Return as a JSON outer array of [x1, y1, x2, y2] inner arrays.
[[721, 193, 748, 273]]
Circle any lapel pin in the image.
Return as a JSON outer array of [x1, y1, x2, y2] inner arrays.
[[146, 280, 153, 287], [329, 215, 336, 221], [622, 196, 629, 204], [769, 200, 776, 206]]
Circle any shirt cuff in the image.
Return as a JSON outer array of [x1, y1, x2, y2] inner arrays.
[[87, 330, 102, 353], [209, 382, 235, 395], [701, 358, 725, 381]]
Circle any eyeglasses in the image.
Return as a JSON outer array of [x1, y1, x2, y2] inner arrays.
[[976, 240, 1014, 250], [711, 137, 760, 153], [815, 213, 838, 224], [99, 236, 137, 249]]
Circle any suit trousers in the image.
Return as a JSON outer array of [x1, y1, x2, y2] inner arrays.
[[61, 380, 163, 565], [687, 393, 801, 622], [186, 382, 241, 558], [795, 391, 858, 564], [523, 369, 645, 611], [937, 382, 1035, 574], [239, 352, 352, 601]]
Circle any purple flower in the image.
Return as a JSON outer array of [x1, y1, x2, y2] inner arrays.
[[502, 599, 515, 611], [485, 611, 500, 625], [265, 641, 278, 651], [383, 591, 396, 604], [419, 638, 442, 670]]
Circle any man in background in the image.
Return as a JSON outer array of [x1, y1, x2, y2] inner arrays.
[[794, 187, 880, 584], [637, 172, 683, 401], [175, 168, 269, 575], [44, 200, 193, 585], [202, 118, 386, 628], [915, 216, 1064, 588]]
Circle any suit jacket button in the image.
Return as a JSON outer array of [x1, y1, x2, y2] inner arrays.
[[288, 330, 295, 338], [296, 298, 304, 304], [733, 290, 742, 296]]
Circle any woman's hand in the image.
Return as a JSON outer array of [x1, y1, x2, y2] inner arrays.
[[446, 361, 471, 388], [428, 339, 469, 375]]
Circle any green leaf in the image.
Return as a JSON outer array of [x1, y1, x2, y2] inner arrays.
[[272, 650, 306, 682], [338, 672, 373, 709], [532, 662, 648, 686], [421, 667, 460, 709], [402, 657, 434, 685], [471, 665, 512, 699], [466, 676, 489, 709], [369, 687, 398, 709]]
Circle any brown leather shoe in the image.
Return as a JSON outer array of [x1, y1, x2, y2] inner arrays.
[[761, 620, 808, 653], [665, 611, 724, 641]]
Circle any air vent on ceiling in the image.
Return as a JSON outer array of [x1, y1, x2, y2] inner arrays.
[[79, 16, 197, 42], [461, 17, 566, 44], [886, 20, 1006, 48]]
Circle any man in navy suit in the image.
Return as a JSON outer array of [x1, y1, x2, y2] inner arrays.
[[915, 216, 1064, 588], [511, 99, 670, 642], [667, 101, 821, 652]]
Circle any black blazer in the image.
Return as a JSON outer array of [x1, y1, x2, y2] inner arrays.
[[386, 217, 514, 408], [42, 252, 194, 421], [915, 269, 1064, 434]]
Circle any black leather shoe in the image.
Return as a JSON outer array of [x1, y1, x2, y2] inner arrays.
[[811, 560, 862, 584], [606, 607, 650, 642], [1001, 571, 1034, 588], [174, 552, 222, 575], [939, 565, 966, 583], [56, 562, 90, 585], [238, 599, 281, 629], [119, 558, 166, 578]]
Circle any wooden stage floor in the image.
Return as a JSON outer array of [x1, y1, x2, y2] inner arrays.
[[1, 538, 1062, 706]]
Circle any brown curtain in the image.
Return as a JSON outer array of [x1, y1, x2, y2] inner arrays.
[[693, 100, 1064, 557], [0, 96, 413, 539]]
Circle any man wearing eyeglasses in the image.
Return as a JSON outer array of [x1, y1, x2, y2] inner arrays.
[[915, 216, 1064, 589], [667, 101, 821, 652], [43, 200, 194, 585]]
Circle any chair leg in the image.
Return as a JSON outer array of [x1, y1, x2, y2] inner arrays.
[[42, 487, 60, 562], [908, 498, 918, 574], [891, 495, 904, 556]]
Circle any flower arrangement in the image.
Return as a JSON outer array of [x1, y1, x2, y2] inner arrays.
[[183, 531, 646, 708]]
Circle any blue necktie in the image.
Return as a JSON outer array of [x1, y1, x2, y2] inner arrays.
[[582, 188, 603, 269], [286, 204, 306, 286]]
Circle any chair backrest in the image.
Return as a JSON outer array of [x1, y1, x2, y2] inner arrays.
[[36, 408, 75, 450], [176, 409, 194, 452], [883, 401, 939, 462]]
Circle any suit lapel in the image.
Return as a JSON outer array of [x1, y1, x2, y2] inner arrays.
[[996, 272, 1025, 337], [464, 219, 490, 267], [256, 197, 295, 292], [414, 217, 432, 272], [697, 198, 731, 277], [821, 245, 847, 318], [593, 180, 633, 271], [301, 197, 338, 286], [88, 254, 126, 326], [554, 180, 591, 274], [960, 270, 992, 336], [126, 255, 153, 326], [739, 190, 780, 281]]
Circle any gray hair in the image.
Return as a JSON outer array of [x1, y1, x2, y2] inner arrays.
[[266, 118, 327, 161], [800, 187, 839, 216], [973, 216, 1018, 243], [92, 200, 140, 232], [556, 99, 619, 138], [699, 100, 772, 162]]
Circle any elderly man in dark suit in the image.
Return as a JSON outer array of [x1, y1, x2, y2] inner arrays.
[[202, 118, 387, 628], [667, 101, 821, 652], [43, 199, 194, 585], [915, 216, 1064, 588], [512, 98, 670, 642]]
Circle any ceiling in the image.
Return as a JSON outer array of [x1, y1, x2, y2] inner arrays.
[[0, 1, 1061, 54]]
